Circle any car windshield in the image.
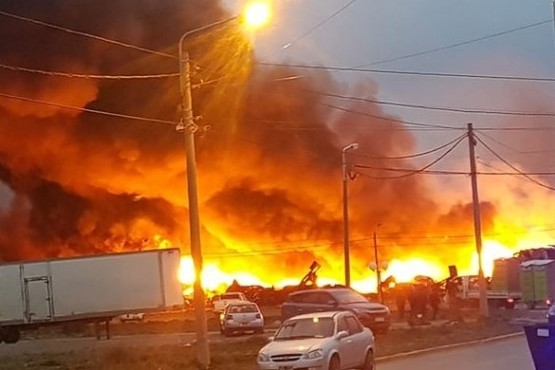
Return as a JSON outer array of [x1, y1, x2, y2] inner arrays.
[[332, 290, 369, 304], [274, 317, 334, 340], [228, 304, 258, 313]]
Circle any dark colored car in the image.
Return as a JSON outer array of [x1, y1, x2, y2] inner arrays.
[[281, 288, 391, 333]]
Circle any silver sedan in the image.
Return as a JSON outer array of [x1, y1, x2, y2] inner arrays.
[[257, 311, 375, 370]]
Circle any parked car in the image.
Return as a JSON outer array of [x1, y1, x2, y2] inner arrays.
[[547, 304, 555, 324], [213, 292, 249, 314], [258, 311, 375, 370], [281, 288, 390, 333], [219, 301, 264, 336]]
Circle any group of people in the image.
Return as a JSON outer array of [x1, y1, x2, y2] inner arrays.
[[391, 278, 461, 324]]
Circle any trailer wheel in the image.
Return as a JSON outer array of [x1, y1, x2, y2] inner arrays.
[[2, 328, 21, 344]]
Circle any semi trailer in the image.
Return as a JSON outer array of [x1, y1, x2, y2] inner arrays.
[[0, 248, 183, 343]]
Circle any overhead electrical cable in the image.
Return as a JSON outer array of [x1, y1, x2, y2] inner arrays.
[[477, 131, 555, 154], [324, 103, 463, 130], [202, 226, 555, 257], [282, 0, 359, 49], [259, 61, 555, 83], [475, 133, 555, 191], [352, 133, 467, 179], [353, 19, 553, 67], [325, 104, 555, 133], [0, 92, 177, 125], [0, 63, 179, 80], [313, 90, 555, 117], [0, 9, 176, 59], [476, 126, 555, 132], [352, 134, 468, 160]]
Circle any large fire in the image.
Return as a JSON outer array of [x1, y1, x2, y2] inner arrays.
[[0, 0, 554, 298], [175, 238, 534, 295]]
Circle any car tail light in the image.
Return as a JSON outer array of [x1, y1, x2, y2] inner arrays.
[[507, 298, 514, 303], [255, 313, 261, 319], [547, 299, 552, 306]]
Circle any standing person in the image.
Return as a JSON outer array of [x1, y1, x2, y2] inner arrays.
[[429, 284, 441, 320], [446, 278, 463, 322], [395, 285, 407, 319]]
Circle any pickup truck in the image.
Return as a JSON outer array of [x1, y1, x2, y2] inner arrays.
[[212, 292, 249, 315]]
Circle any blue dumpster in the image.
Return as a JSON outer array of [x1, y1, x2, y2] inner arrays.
[[524, 324, 555, 370]]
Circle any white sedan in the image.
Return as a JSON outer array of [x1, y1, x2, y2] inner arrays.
[[257, 311, 375, 370], [219, 301, 264, 336]]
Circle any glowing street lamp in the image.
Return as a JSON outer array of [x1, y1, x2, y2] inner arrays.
[[178, 2, 271, 369], [243, 0, 272, 29]]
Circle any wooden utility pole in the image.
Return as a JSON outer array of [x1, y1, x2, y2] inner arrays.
[[467, 123, 489, 318]]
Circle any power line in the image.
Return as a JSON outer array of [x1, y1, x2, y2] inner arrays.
[[477, 126, 555, 132], [475, 133, 555, 191], [352, 134, 468, 160], [326, 103, 555, 133], [202, 226, 555, 258], [259, 61, 555, 83], [353, 19, 553, 67], [0, 63, 179, 80], [0, 92, 177, 125], [324, 103, 463, 130], [313, 90, 555, 117], [478, 131, 555, 154], [0, 9, 176, 60], [282, 0, 359, 49], [352, 133, 467, 179]]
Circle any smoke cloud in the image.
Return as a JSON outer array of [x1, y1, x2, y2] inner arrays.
[[0, 1, 500, 284]]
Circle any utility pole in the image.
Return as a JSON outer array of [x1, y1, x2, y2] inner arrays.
[[373, 231, 383, 303], [179, 48, 210, 368], [342, 143, 359, 288], [467, 123, 489, 318]]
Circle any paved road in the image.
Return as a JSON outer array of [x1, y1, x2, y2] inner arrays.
[[378, 336, 534, 370]]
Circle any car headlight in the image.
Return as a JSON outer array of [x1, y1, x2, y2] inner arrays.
[[258, 352, 270, 362], [303, 349, 324, 360]]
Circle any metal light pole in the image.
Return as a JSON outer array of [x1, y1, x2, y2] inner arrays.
[[178, 17, 236, 369], [342, 143, 359, 288], [178, 6, 271, 367]]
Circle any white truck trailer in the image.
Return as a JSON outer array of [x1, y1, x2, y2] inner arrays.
[[0, 248, 184, 343]]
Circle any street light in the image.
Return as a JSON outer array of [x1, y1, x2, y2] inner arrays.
[[373, 224, 384, 303], [178, 4, 271, 369], [342, 142, 359, 288]]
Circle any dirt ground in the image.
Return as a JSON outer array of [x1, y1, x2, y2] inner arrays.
[[0, 306, 546, 370]]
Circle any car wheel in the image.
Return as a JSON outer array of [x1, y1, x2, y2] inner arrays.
[[361, 350, 375, 370], [329, 355, 340, 370], [2, 328, 21, 344]]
